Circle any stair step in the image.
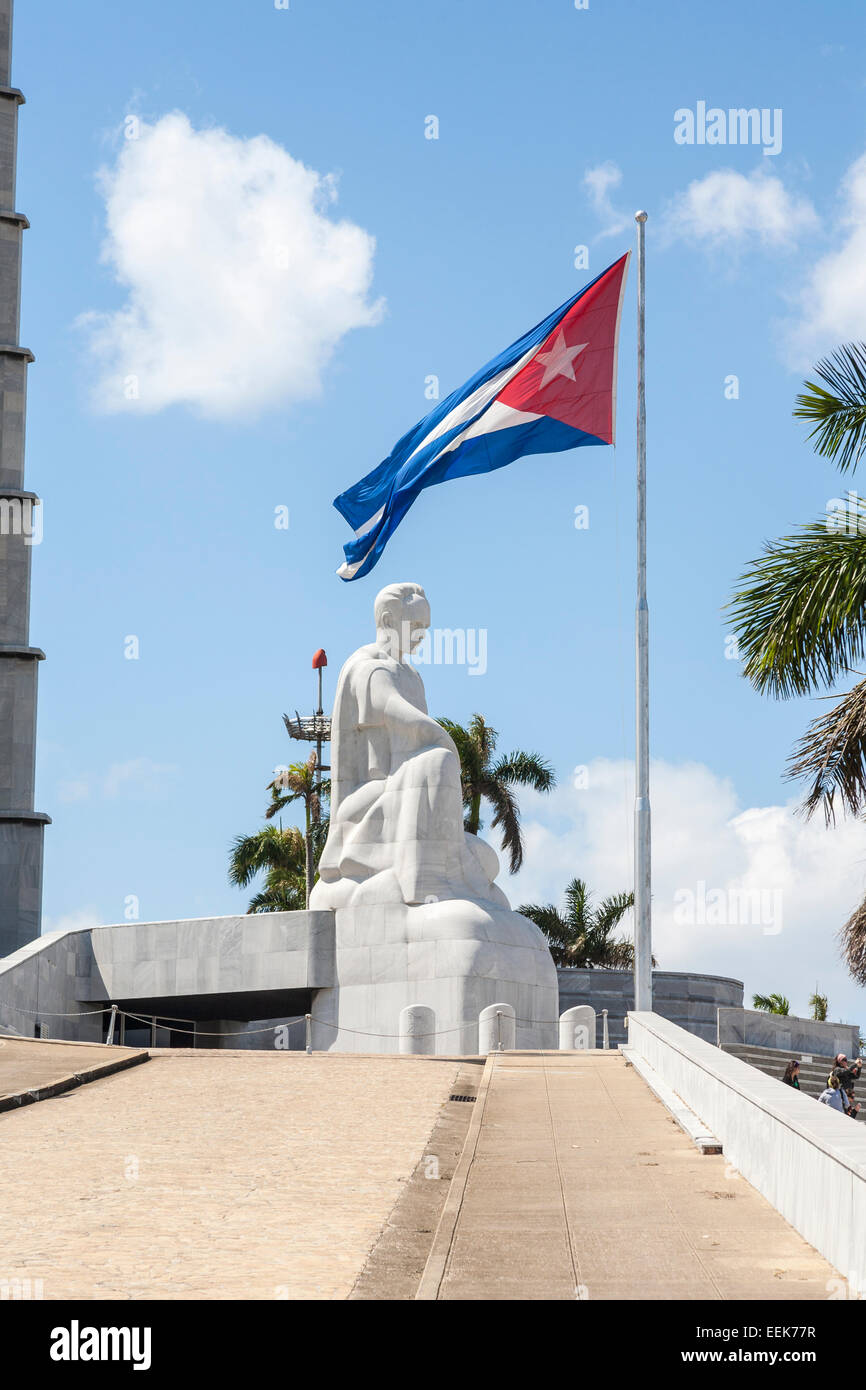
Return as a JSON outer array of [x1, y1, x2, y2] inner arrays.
[[720, 1043, 865, 1119]]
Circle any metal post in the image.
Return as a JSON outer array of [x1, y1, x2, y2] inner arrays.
[[633, 210, 652, 1014], [106, 1004, 118, 1046], [602, 1009, 610, 1050], [496, 1009, 502, 1051], [305, 1013, 312, 1055], [315, 665, 323, 793]]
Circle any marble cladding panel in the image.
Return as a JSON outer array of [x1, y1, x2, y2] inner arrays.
[[0, 221, 21, 342], [0, 102, 17, 209], [0, 360, 28, 491], [86, 911, 337, 1001]]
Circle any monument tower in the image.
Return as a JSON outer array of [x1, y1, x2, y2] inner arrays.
[[0, 0, 48, 957]]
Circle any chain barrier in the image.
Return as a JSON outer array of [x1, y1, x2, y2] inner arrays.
[[1, 1004, 621, 1045]]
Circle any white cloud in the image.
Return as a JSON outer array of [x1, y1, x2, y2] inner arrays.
[[80, 112, 383, 419], [56, 758, 176, 802], [42, 908, 103, 936], [662, 167, 817, 248], [786, 152, 866, 364], [102, 758, 176, 799], [56, 779, 91, 804], [583, 161, 631, 238], [505, 758, 866, 1027]]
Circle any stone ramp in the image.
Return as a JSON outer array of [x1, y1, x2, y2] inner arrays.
[[418, 1051, 840, 1300], [0, 1050, 460, 1300], [0, 1036, 147, 1110]]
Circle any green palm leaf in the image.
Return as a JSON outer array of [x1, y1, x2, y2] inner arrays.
[[521, 876, 643, 970], [787, 677, 866, 823], [517, 903, 572, 964], [727, 521, 866, 698], [564, 877, 590, 931], [840, 897, 866, 988], [492, 749, 555, 793], [794, 343, 866, 474], [593, 890, 635, 935], [481, 775, 523, 872], [752, 992, 790, 1015], [436, 712, 555, 868]]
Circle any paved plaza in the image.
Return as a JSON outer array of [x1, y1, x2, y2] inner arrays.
[[0, 1044, 843, 1301]]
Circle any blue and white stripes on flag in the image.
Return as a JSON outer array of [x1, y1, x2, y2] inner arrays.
[[334, 254, 629, 581]]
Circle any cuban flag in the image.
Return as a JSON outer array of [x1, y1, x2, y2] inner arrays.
[[335, 253, 629, 581]]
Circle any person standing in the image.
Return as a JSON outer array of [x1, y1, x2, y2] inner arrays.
[[831, 1053, 862, 1090], [832, 1054, 862, 1119], [782, 1060, 800, 1089]]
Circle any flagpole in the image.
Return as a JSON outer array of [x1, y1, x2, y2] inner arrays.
[[634, 210, 652, 1013]]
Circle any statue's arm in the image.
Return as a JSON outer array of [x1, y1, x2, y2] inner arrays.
[[369, 670, 452, 750]]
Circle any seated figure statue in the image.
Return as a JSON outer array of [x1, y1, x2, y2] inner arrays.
[[310, 581, 558, 1053]]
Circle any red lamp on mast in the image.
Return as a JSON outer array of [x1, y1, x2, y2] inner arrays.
[[312, 649, 327, 715]]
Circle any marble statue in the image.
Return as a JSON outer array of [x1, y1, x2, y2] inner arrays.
[[313, 582, 509, 912], [310, 581, 558, 1053]]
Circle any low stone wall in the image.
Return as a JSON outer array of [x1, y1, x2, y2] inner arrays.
[[557, 968, 743, 1048], [717, 1006, 860, 1059], [628, 1010, 866, 1294], [0, 927, 102, 1042], [0, 912, 336, 1044], [84, 912, 335, 1003]]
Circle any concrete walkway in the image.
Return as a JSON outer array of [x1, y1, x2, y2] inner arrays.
[[420, 1051, 840, 1300]]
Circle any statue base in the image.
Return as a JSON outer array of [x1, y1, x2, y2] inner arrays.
[[310, 897, 559, 1054]]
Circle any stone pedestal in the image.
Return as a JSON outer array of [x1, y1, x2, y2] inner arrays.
[[311, 897, 557, 1054]]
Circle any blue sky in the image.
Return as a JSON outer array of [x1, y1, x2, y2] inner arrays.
[[15, 0, 866, 1023]]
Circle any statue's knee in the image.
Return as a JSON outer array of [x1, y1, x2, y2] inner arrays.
[[426, 746, 458, 782]]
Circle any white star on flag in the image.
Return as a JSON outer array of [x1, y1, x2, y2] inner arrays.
[[535, 330, 588, 389]]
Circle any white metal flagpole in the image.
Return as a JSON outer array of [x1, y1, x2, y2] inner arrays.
[[633, 210, 652, 1012]]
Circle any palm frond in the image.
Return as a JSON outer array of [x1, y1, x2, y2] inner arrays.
[[593, 890, 635, 935], [228, 824, 305, 888], [593, 938, 635, 969], [469, 712, 497, 765], [246, 874, 306, 914], [787, 677, 866, 823], [752, 992, 790, 1015], [794, 343, 866, 474], [840, 895, 866, 987], [563, 877, 590, 931], [493, 749, 556, 792], [526, 876, 644, 969], [264, 788, 293, 820], [518, 903, 572, 964], [727, 521, 866, 697], [482, 775, 523, 872], [437, 712, 554, 869]]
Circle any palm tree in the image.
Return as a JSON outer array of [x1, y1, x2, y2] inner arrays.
[[266, 745, 329, 907], [519, 877, 638, 968], [228, 822, 307, 913], [752, 992, 790, 1016], [436, 713, 555, 872], [728, 343, 866, 986], [809, 991, 829, 1022]]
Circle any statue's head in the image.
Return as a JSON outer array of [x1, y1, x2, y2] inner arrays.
[[374, 581, 430, 658]]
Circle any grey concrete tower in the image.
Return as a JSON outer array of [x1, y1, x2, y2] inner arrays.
[[0, 0, 48, 958]]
